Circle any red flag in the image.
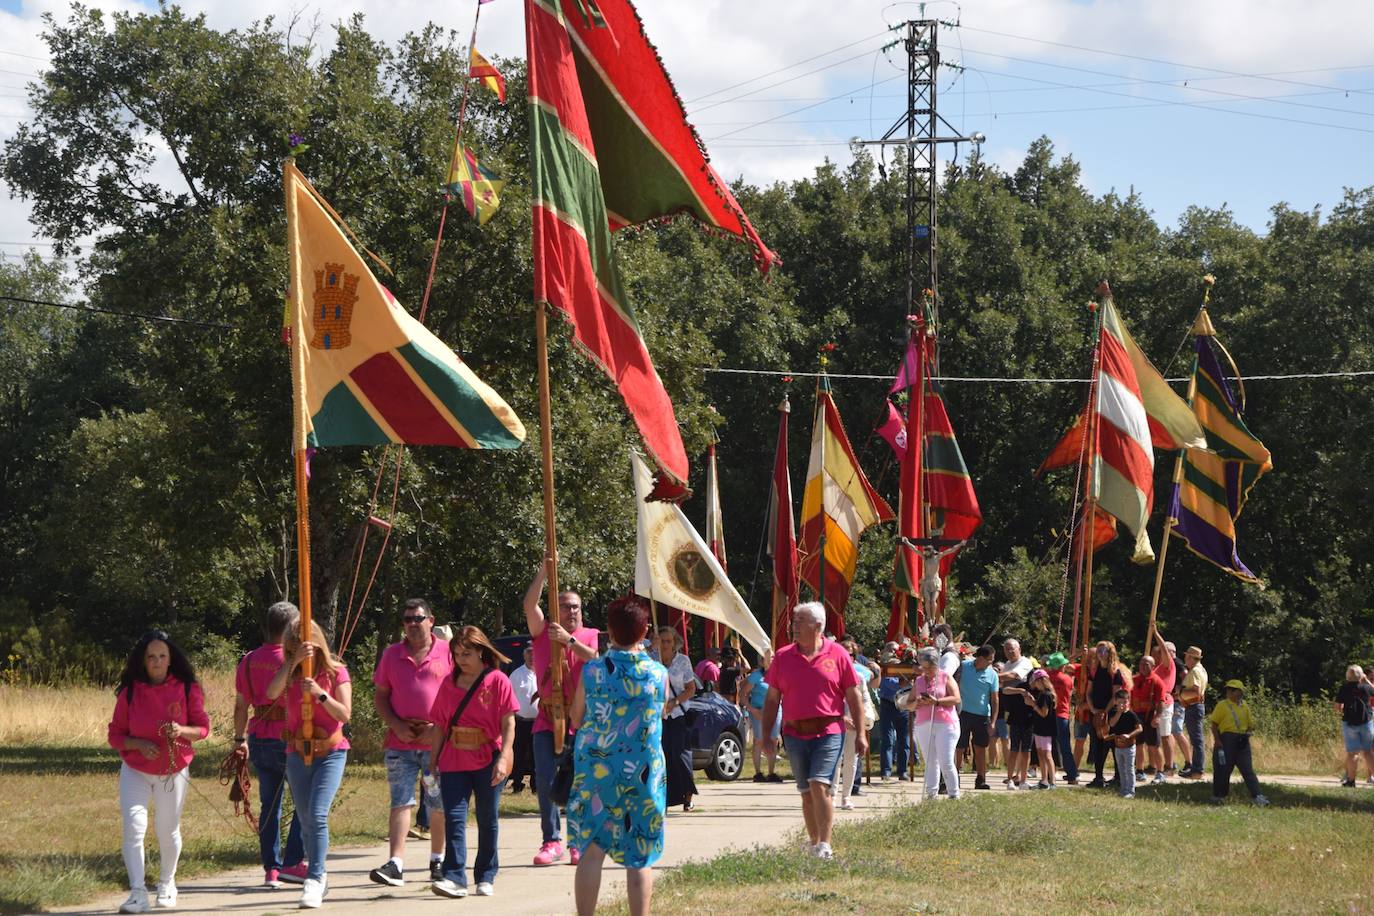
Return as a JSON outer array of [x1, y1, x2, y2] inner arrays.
[[768, 396, 799, 648]]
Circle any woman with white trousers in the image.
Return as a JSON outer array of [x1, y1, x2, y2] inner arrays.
[[910, 646, 962, 799]]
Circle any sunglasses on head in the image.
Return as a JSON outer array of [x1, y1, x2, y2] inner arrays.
[[146, 630, 170, 643], [402, 615, 429, 624]]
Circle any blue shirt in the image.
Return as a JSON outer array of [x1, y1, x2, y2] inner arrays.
[[959, 659, 999, 717], [878, 675, 903, 701], [745, 668, 769, 709]]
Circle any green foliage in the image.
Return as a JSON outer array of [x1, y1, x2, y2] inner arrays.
[[0, 7, 1370, 698]]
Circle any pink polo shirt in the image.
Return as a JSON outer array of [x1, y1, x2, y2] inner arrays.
[[373, 638, 453, 750], [428, 670, 519, 772], [107, 676, 211, 775], [236, 644, 288, 740], [767, 639, 858, 738], [532, 624, 599, 735], [285, 665, 351, 753]]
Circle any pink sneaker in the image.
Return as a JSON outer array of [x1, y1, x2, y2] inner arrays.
[[568, 846, 580, 866], [263, 868, 281, 888], [279, 863, 309, 885], [532, 842, 564, 866]]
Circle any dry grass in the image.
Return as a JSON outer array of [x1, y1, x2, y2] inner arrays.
[[0, 670, 238, 747]]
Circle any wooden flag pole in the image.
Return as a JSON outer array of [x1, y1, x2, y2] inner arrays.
[[815, 375, 827, 615], [912, 322, 928, 628], [534, 300, 566, 755], [1144, 288, 1212, 657], [1078, 288, 1108, 657]]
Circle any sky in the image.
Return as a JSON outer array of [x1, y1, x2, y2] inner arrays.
[[2, 0, 1373, 267]]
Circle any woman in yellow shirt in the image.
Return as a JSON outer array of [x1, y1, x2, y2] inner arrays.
[[1207, 680, 1268, 807]]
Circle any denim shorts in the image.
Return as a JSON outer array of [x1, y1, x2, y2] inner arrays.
[[1074, 718, 1092, 741], [1172, 704, 1185, 735], [783, 732, 844, 792], [995, 718, 1010, 740], [1343, 721, 1374, 753], [384, 748, 443, 810], [750, 713, 782, 742]]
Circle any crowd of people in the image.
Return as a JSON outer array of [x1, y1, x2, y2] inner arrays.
[[106, 586, 1370, 911]]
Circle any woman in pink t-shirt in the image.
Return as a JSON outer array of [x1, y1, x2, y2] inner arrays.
[[427, 626, 519, 899], [266, 620, 352, 909], [107, 631, 210, 914], [911, 646, 962, 800]]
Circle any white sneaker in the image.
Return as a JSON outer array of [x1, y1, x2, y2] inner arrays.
[[119, 888, 150, 914], [431, 879, 467, 898], [154, 883, 177, 908], [299, 877, 326, 909], [1253, 794, 1270, 807], [813, 841, 834, 860], [838, 798, 854, 810], [475, 882, 494, 897]]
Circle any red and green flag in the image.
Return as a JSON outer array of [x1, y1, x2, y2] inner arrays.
[[524, 0, 778, 497]]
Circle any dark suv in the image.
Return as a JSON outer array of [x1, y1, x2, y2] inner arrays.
[[492, 634, 746, 782]]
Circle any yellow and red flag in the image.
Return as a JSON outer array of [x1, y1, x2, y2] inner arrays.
[[445, 142, 504, 226], [798, 379, 894, 637], [284, 161, 525, 451], [469, 47, 506, 104]]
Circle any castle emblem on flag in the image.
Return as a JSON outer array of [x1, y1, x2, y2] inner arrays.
[[310, 262, 358, 350]]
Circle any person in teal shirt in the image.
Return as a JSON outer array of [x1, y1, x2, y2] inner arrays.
[[745, 649, 782, 782], [956, 646, 1000, 790]]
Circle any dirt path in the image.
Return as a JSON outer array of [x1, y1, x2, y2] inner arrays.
[[51, 769, 1348, 915]]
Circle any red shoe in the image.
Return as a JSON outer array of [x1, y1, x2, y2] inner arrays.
[[568, 846, 580, 866], [532, 842, 564, 866]]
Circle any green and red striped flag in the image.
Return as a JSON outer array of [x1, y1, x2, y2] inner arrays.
[[525, 0, 778, 497]]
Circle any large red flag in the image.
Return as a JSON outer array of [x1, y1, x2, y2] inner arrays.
[[526, 0, 777, 498], [767, 396, 799, 648]]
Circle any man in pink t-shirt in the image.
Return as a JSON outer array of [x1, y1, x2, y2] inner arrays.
[[232, 601, 305, 886], [523, 559, 599, 867], [761, 601, 867, 862], [695, 648, 722, 688], [368, 598, 453, 888]]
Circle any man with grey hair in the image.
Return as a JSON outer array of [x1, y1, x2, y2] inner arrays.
[[762, 602, 867, 861]]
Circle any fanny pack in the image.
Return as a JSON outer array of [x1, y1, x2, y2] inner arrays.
[[784, 715, 842, 736], [449, 726, 490, 750], [251, 704, 286, 722], [282, 727, 344, 755]]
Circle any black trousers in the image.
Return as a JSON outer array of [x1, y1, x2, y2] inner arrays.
[[662, 714, 697, 807], [511, 716, 536, 788]]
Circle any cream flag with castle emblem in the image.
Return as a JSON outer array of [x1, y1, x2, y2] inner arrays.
[[631, 452, 770, 653]]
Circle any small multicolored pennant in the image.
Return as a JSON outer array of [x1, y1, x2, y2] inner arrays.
[[445, 143, 504, 225]]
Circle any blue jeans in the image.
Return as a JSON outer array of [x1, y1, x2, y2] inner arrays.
[[1054, 717, 1079, 781], [1185, 704, 1207, 773], [248, 736, 304, 870], [440, 761, 503, 887], [285, 749, 347, 881], [532, 730, 561, 844], [878, 698, 909, 777], [1113, 745, 1137, 796]]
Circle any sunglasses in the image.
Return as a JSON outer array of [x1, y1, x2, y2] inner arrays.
[[402, 615, 429, 624]]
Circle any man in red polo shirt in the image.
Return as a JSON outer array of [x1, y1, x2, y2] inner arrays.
[[368, 598, 452, 888], [523, 558, 599, 867], [762, 601, 867, 862]]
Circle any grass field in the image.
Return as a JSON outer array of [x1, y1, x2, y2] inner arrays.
[[631, 785, 1374, 915], [0, 673, 538, 914], [0, 674, 1361, 913]]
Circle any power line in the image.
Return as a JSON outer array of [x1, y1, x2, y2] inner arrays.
[[686, 29, 893, 104], [0, 295, 241, 330], [701, 366, 1374, 384], [949, 22, 1374, 98], [0, 48, 49, 64], [958, 45, 1374, 121], [691, 42, 901, 114]]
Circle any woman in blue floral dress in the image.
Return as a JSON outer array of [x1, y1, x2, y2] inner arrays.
[[568, 597, 667, 916]]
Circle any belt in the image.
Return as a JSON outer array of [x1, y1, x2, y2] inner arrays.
[[449, 726, 490, 750], [282, 727, 344, 755], [251, 704, 286, 722], [783, 715, 842, 737]]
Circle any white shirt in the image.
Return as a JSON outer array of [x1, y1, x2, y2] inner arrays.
[[938, 649, 961, 678], [1002, 655, 1033, 680], [510, 664, 539, 720], [665, 653, 696, 719]]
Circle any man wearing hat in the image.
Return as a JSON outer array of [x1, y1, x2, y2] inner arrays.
[[1178, 646, 1208, 779], [1208, 679, 1269, 806], [1044, 653, 1079, 785]]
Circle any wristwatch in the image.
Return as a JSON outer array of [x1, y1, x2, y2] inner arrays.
[[317, 692, 329, 702]]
